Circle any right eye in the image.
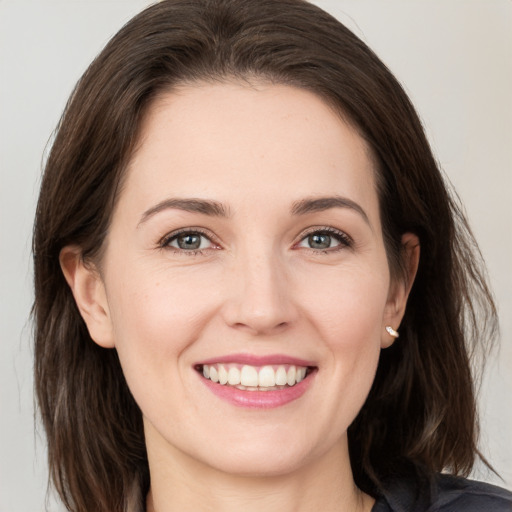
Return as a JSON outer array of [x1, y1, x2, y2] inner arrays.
[[162, 230, 217, 253]]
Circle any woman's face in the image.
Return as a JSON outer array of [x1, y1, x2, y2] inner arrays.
[[74, 82, 411, 477]]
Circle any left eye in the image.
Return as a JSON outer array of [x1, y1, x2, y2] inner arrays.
[[297, 230, 348, 250], [166, 232, 213, 251]]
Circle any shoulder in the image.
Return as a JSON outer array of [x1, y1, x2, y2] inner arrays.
[[432, 474, 512, 511], [372, 473, 512, 512]]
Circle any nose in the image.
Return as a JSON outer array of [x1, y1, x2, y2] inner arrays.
[[221, 248, 298, 336]]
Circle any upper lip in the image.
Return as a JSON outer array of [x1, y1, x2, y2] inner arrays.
[[196, 353, 316, 367]]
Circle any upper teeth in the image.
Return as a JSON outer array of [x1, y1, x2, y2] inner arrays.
[[202, 364, 308, 388]]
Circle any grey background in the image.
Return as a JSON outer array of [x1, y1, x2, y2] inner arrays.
[[1, 1, 511, 510]]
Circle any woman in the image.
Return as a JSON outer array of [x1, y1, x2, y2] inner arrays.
[[32, 1, 512, 511]]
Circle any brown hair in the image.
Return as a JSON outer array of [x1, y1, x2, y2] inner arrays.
[[33, 0, 498, 510]]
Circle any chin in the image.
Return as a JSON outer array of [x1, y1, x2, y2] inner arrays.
[[204, 448, 311, 478], [191, 427, 332, 478]]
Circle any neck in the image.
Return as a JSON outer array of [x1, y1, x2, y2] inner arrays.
[[144, 435, 374, 512]]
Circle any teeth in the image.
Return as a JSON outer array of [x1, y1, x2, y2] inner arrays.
[[218, 365, 228, 385], [258, 366, 276, 387], [240, 365, 258, 386], [287, 365, 296, 386], [209, 366, 219, 383], [201, 363, 310, 389], [227, 367, 241, 385], [275, 366, 287, 386]]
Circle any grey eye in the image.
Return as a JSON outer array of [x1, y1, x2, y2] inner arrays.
[[307, 233, 333, 249], [167, 232, 212, 251], [177, 233, 202, 250], [297, 229, 349, 251]]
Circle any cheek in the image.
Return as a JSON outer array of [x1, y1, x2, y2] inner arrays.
[[104, 264, 219, 399], [109, 258, 217, 340], [304, 261, 390, 342], [302, 264, 388, 413]]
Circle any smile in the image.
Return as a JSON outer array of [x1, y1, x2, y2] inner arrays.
[[200, 363, 309, 390], [195, 356, 317, 408]]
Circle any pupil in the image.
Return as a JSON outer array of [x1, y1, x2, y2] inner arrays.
[[178, 234, 201, 250], [309, 233, 330, 249]]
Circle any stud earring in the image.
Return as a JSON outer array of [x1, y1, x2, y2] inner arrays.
[[385, 325, 399, 338]]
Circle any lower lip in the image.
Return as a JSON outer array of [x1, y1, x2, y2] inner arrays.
[[199, 371, 315, 409]]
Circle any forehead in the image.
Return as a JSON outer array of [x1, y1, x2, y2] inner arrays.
[[121, 81, 378, 220]]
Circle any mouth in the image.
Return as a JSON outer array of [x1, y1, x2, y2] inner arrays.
[[193, 354, 317, 408], [195, 363, 315, 391]]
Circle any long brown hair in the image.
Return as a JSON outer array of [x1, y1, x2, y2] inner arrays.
[[33, 0, 498, 510]]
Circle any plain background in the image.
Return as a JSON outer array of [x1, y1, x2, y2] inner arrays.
[[1, 1, 511, 510]]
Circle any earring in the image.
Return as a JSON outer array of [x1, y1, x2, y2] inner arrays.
[[385, 325, 399, 338]]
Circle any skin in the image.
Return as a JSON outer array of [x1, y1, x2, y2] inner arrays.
[[61, 82, 419, 512]]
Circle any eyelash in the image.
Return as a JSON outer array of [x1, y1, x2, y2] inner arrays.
[[158, 226, 353, 256]]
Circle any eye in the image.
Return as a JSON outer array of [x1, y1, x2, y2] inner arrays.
[[296, 228, 352, 251], [162, 230, 216, 252]]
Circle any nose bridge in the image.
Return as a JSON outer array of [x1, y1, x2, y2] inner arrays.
[[223, 242, 295, 334]]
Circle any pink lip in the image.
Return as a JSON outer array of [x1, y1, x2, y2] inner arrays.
[[199, 372, 315, 409], [196, 353, 316, 367], [195, 354, 317, 409]]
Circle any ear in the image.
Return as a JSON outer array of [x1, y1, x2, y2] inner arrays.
[[59, 246, 115, 348], [381, 232, 420, 348]]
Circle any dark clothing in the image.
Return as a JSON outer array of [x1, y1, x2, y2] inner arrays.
[[371, 474, 512, 511]]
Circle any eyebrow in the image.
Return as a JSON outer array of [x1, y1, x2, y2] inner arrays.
[[291, 196, 371, 227], [138, 198, 230, 226], [138, 195, 370, 228]]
